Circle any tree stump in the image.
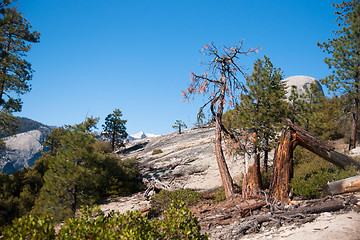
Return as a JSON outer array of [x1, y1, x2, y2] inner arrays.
[[269, 129, 297, 202], [270, 121, 360, 203], [242, 153, 262, 199]]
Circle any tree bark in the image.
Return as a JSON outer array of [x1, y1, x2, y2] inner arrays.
[[349, 87, 359, 150], [215, 119, 235, 198], [270, 121, 360, 203], [214, 74, 235, 199], [0, 39, 11, 104], [111, 131, 115, 151], [288, 121, 360, 170], [0, 67, 6, 104], [264, 137, 269, 172], [269, 129, 297, 202], [327, 175, 360, 195], [242, 153, 262, 199]]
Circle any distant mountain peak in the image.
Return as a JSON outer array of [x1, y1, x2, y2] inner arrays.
[[128, 131, 160, 141]]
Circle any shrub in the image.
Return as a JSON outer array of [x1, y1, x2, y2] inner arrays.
[[58, 206, 112, 240], [150, 189, 200, 215], [212, 187, 226, 204], [290, 148, 358, 199], [60, 203, 208, 239], [152, 149, 163, 155], [2, 214, 55, 240], [154, 200, 209, 239], [99, 157, 143, 197], [92, 140, 112, 154], [4, 203, 208, 239]]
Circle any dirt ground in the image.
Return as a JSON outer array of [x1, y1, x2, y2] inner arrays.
[[241, 210, 360, 240]]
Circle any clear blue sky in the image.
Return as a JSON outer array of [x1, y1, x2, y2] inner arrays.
[[15, 0, 340, 135]]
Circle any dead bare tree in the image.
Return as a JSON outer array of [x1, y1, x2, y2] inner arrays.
[[183, 42, 258, 199]]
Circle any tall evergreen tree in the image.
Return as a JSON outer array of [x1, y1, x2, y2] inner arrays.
[[0, 4, 40, 111], [236, 56, 286, 198], [0, 2, 39, 145], [318, 0, 360, 150], [33, 118, 103, 221], [102, 109, 127, 151], [240, 56, 287, 171]]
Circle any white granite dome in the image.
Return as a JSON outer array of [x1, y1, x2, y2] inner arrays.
[[283, 75, 324, 99]]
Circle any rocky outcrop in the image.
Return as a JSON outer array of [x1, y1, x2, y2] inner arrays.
[[118, 127, 245, 191], [0, 126, 51, 174]]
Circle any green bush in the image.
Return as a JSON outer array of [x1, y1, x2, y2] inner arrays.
[[153, 200, 209, 239], [99, 157, 143, 197], [92, 140, 112, 154], [58, 206, 114, 240], [150, 188, 200, 215], [9, 203, 208, 239], [152, 149, 163, 155], [290, 148, 358, 199], [212, 187, 226, 204], [2, 214, 55, 240]]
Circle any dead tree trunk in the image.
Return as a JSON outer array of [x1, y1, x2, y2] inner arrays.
[[242, 153, 262, 199], [327, 175, 360, 195], [270, 121, 360, 203], [214, 80, 235, 199], [269, 129, 297, 202]]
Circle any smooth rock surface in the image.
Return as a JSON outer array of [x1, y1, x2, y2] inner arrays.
[[118, 127, 245, 190], [0, 126, 51, 174], [284, 75, 324, 99]]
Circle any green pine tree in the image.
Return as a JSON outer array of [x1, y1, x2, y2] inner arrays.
[[42, 127, 67, 156], [318, 0, 360, 150], [32, 118, 103, 222], [0, 2, 40, 146], [0, 4, 40, 111], [172, 120, 187, 134], [238, 55, 287, 171], [0, 110, 18, 148], [102, 109, 127, 151]]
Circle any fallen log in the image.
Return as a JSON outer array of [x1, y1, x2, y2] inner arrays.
[[234, 198, 344, 236], [291, 199, 344, 214], [327, 175, 360, 195], [288, 121, 360, 170]]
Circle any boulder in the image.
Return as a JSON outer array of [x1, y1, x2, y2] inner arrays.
[[118, 127, 245, 191]]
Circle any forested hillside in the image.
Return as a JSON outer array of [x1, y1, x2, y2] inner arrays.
[[16, 117, 54, 135]]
